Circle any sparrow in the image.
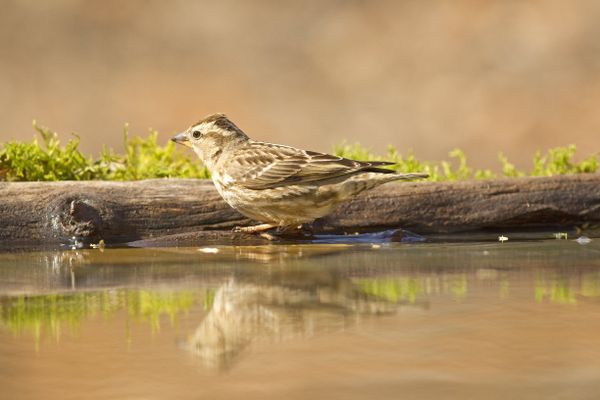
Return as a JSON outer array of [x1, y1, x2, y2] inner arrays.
[[172, 114, 428, 233]]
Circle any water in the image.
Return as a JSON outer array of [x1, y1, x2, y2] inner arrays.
[[1, 239, 600, 399]]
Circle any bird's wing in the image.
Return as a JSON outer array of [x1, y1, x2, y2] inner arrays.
[[225, 142, 395, 190]]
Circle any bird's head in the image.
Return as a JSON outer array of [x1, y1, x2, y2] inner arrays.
[[172, 113, 249, 165]]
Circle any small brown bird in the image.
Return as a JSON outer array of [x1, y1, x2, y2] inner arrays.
[[172, 114, 428, 233]]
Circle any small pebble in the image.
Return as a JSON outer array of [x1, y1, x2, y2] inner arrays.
[[498, 235, 508, 243], [371, 244, 381, 249], [90, 239, 105, 249], [198, 247, 219, 254], [575, 236, 592, 245]]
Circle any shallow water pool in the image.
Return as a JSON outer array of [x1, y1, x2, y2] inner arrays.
[[1, 239, 600, 399]]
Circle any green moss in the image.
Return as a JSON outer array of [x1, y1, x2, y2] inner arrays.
[[335, 143, 487, 182], [337, 142, 597, 181], [530, 144, 598, 176], [498, 152, 526, 178], [0, 122, 98, 181], [0, 123, 597, 181], [104, 125, 210, 180], [0, 122, 209, 181]]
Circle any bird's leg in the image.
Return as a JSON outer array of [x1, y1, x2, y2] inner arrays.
[[233, 223, 277, 233]]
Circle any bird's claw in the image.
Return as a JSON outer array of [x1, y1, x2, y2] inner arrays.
[[259, 232, 276, 241]]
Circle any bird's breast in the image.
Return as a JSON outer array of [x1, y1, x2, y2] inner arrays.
[[211, 170, 236, 188]]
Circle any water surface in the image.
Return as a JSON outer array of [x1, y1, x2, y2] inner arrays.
[[1, 240, 600, 399]]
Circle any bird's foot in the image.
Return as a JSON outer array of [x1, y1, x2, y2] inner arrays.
[[233, 223, 314, 241], [275, 224, 314, 238], [233, 223, 277, 234], [259, 232, 276, 241]]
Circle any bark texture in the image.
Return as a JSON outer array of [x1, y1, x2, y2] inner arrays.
[[0, 175, 599, 245]]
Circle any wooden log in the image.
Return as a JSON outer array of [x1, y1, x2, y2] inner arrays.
[[0, 174, 599, 245], [318, 173, 600, 233], [0, 179, 251, 245]]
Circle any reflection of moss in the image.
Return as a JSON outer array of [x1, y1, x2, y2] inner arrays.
[[553, 283, 576, 305], [535, 275, 575, 304], [0, 289, 213, 344], [499, 276, 510, 298], [356, 274, 469, 304], [127, 290, 195, 332], [1, 292, 119, 343], [447, 275, 468, 301], [533, 273, 600, 305], [357, 278, 423, 304], [203, 288, 215, 311], [358, 272, 600, 306], [581, 273, 600, 298]]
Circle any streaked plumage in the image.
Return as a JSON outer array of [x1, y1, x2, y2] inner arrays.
[[172, 114, 428, 232]]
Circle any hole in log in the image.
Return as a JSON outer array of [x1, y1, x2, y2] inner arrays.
[[49, 196, 103, 241]]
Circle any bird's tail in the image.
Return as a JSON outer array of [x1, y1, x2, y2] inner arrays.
[[342, 171, 429, 197], [360, 162, 429, 181], [388, 172, 429, 181], [364, 171, 429, 187]]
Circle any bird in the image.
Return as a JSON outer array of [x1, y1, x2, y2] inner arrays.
[[172, 114, 428, 234]]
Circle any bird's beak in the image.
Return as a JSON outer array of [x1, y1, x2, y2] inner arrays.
[[171, 131, 192, 148]]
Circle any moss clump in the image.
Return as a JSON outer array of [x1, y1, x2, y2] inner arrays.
[[334, 143, 493, 181], [0, 122, 209, 181], [335, 142, 598, 181], [0, 123, 98, 181], [0, 123, 597, 181], [529, 145, 598, 176]]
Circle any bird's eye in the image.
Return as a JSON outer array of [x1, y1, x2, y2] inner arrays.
[[192, 130, 201, 139]]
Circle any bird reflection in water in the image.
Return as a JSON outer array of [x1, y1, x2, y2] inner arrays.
[[184, 272, 426, 370]]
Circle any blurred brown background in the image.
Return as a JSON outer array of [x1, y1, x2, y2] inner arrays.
[[1, 0, 599, 169]]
